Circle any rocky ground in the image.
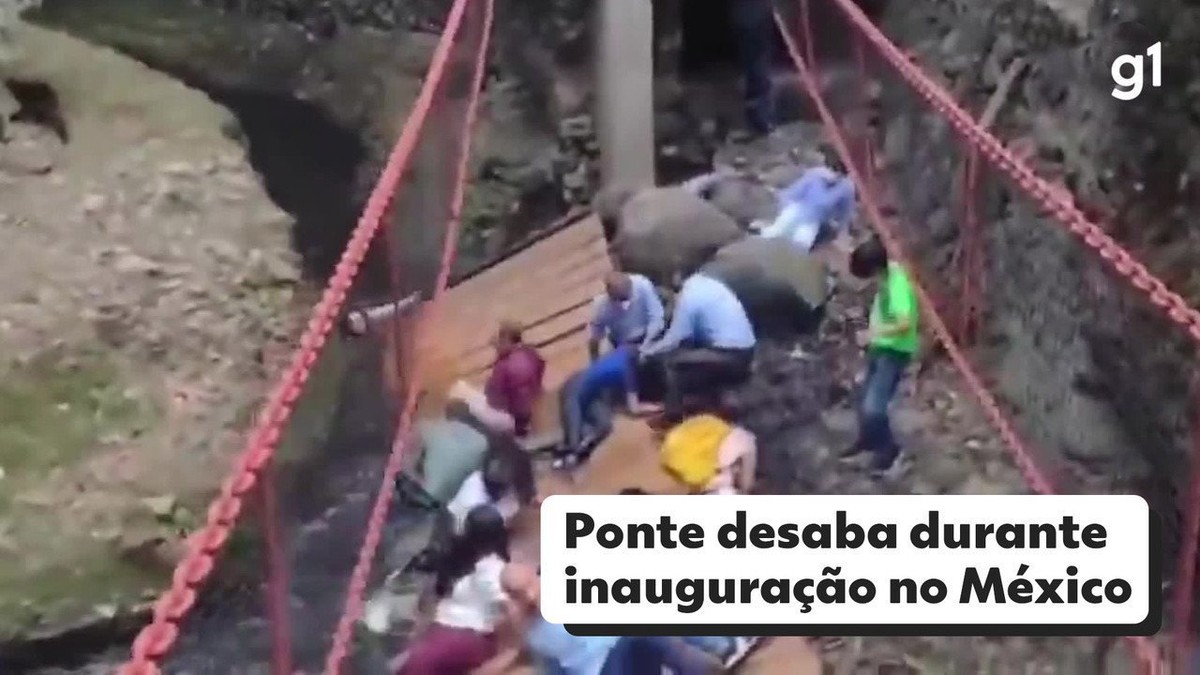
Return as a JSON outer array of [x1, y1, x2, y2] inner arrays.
[[0, 17, 305, 643], [702, 125, 1145, 673]]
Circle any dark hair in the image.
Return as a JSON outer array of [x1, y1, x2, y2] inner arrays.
[[484, 437, 537, 505], [619, 487, 648, 495], [445, 398, 473, 423], [819, 143, 844, 173], [849, 237, 889, 279], [481, 455, 513, 502], [434, 504, 510, 597]]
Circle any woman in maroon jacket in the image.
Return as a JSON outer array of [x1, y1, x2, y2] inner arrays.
[[483, 321, 545, 438]]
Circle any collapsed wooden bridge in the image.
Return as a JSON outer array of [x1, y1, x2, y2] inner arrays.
[[419, 213, 822, 673]]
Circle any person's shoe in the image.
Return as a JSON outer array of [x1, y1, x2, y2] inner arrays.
[[723, 636, 764, 669], [839, 442, 866, 458], [551, 454, 579, 470], [870, 454, 906, 481], [394, 474, 439, 511]]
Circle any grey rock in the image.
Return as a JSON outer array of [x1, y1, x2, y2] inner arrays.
[[611, 186, 741, 285]]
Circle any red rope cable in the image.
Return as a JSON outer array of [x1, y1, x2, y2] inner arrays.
[[777, 7, 1161, 667], [117, 1, 475, 671], [261, 460, 293, 675], [321, 0, 495, 670]]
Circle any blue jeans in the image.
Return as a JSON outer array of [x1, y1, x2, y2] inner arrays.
[[559, 373, 616, 459], [857, 348, 910, 470], [600, 636, 713, 675]]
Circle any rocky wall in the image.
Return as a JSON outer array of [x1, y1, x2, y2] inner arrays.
[[875, 0, 1200, 565]]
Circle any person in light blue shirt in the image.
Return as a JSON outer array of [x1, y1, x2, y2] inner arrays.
[[499, 564, 714, 675], [639, 272, 756, 421], [588, 271, 666, 360], [758, 147, 857, 252]]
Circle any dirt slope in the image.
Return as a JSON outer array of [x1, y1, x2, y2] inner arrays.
[[0, 20, 303, 640]]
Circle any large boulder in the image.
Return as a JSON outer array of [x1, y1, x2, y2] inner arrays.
[[611, 186, 742, 285], [705, 174, 779, 228], [703, 235, 830, 340]]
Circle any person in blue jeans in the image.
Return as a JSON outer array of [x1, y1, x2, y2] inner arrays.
[[554, 344, 657, 470], [846, 237, 920, 475]]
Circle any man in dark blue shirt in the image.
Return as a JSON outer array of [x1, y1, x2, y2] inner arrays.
[[554, 344, 657, 469]]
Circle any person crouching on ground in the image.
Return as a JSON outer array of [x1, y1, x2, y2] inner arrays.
[[553, 343, 660, 470], [845, 236, 919, 477], [397, 504, 510, 674], [588, 271, 666, 360], [638, 272, 757, 423], [661, 412, 758, 496]]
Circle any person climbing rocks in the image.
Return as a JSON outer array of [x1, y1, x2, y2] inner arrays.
[[660, 412, 759, 496], [845, 236, 919, 476], [396, 505, 510, 674], [730, 0, 775, 136], [756, 145, 857, 254], [639, 272, 757, 422], [588, 270, 666, 360], [553, 343, 659, 470], [475, 563, 718, 675], [453, 321, 546, 437]]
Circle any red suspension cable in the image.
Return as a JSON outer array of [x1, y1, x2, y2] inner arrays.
[[321, 0, 495, 670]]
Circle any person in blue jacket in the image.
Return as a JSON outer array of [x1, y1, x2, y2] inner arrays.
[[553, 344, 657, 470]]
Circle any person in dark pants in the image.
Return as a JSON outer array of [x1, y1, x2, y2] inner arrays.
[[639, 272, 757, 423], [730, 0, 775, 136], [846, 237, 920, 476]]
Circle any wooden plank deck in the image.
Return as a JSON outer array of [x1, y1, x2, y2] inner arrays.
[[416, 215, 822, 674]]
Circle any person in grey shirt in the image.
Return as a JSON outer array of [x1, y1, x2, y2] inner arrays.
[[587, 271, 666, 360]]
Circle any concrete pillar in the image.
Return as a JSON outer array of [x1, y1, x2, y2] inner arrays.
[[595, 0, 656, 189]]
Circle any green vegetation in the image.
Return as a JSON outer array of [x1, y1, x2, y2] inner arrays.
[[0, 348, 160, 638], [0, 348, 151, 477]]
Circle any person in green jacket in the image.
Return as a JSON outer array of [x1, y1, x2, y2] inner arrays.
[[847, 237, 919, 474]]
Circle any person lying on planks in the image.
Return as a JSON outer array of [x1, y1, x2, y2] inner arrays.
[[395, 505, 510, 675], [552, 343, 661, 470], [638, 272, 757, 423], [661, 412, 759, 497], [755, 144, 857, 255], [588, 270, 666, 360], [473, 563, 718, 675], [447, 321, 547, 438]]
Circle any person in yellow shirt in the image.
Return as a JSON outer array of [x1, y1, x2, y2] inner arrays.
[[847, 237, 919, 475]]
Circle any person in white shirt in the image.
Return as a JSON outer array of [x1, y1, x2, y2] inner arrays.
[[445, 456, 523, 534], [397, 505, 510, 674]]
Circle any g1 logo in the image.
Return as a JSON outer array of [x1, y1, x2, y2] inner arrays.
[[1111, 42, 1162, 101]]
